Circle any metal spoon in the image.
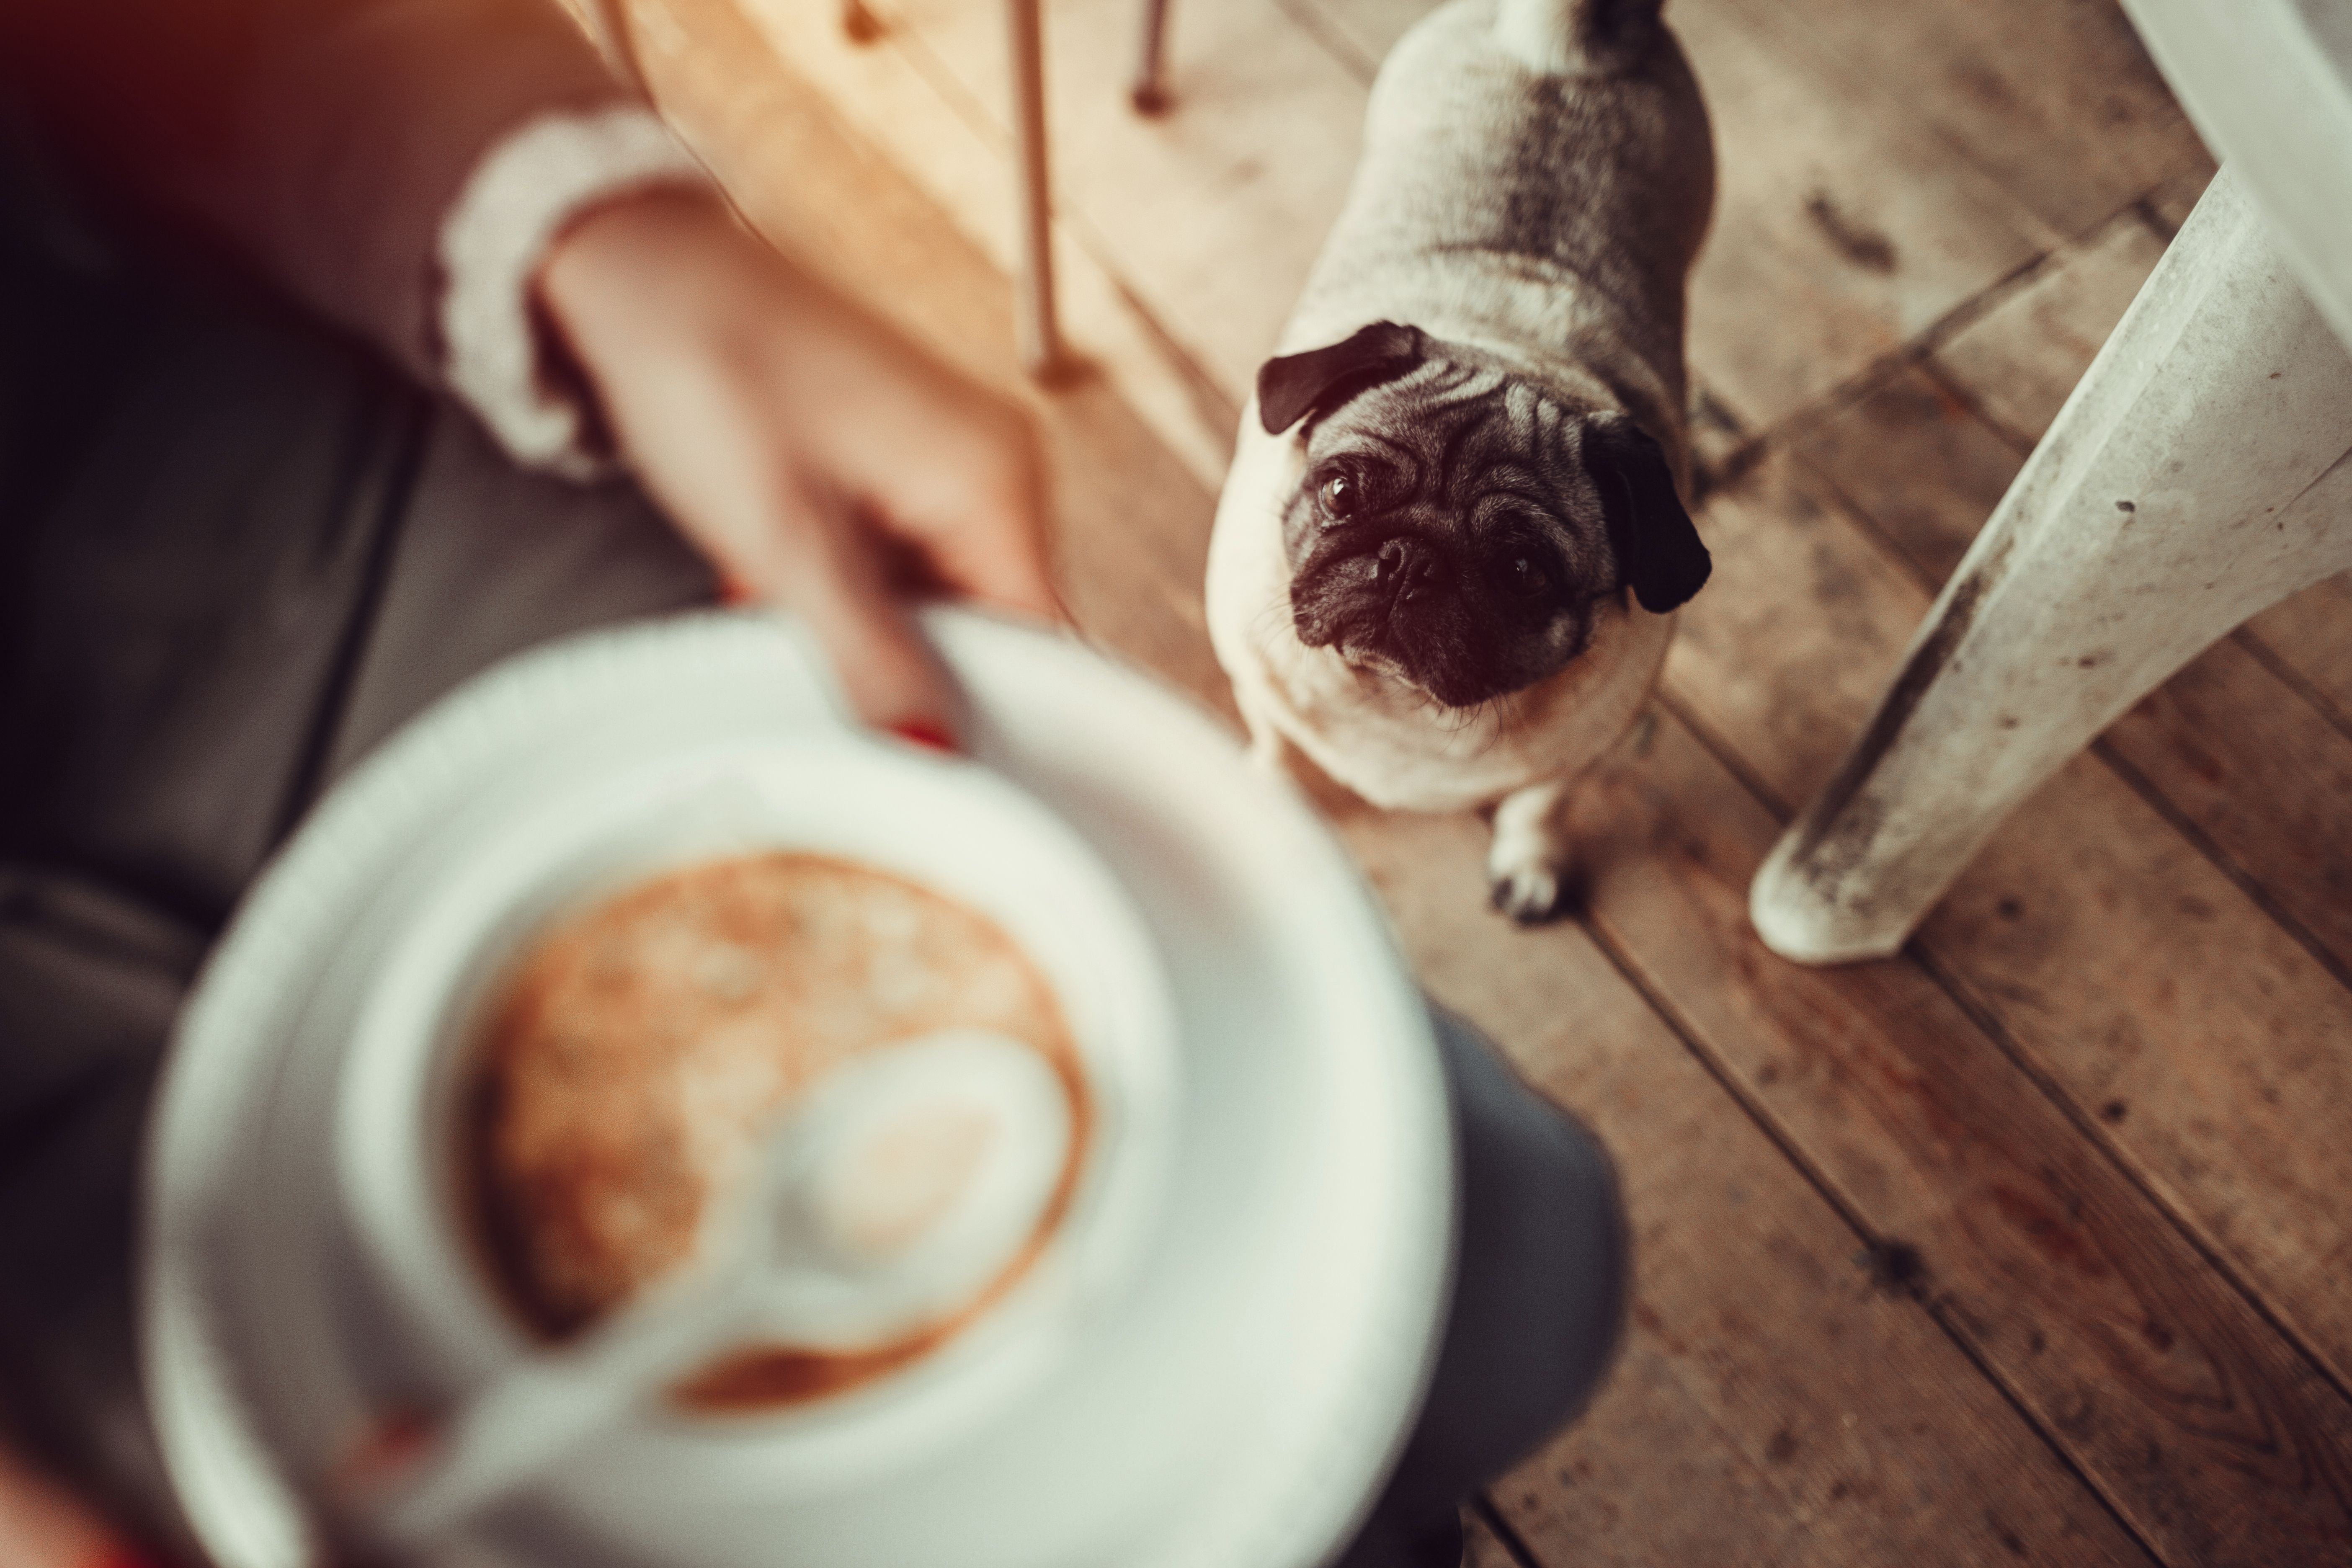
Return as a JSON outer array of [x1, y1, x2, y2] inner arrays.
[[352, 1028, 1073, 1545]]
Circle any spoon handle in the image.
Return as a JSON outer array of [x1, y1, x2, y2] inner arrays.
[[370, 1273, 753, 1544]]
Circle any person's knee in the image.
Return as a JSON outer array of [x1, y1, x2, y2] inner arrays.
[[1386, 1013, 1628, 1518], [1459, 1085, 1625, 1431]]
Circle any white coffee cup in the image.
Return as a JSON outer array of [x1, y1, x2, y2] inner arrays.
[[149, 611, 1453, 1568], [331, 731, 1179, 1504]]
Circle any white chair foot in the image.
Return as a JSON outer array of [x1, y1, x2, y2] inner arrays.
[[1748, 830, 1909, 964]]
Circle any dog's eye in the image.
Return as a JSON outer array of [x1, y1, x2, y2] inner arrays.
[[1504, 554, 1552, 598], [1319, 475, 1356, 518]]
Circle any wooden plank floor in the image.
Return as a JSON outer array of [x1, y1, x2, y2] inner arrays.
[[618, 0, 2352, 1560]]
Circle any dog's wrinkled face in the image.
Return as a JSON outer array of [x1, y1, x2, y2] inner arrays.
[[1283, 362, 1611, 707], [1260, 322, 1711, 710]]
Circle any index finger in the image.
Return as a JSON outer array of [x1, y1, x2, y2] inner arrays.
[[909, 421, 1066, 625]]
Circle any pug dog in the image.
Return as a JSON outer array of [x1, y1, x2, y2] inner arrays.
[[1204, 0, 1714, 921]]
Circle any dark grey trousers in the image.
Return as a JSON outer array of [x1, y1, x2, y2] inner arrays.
[[0, 140, 1622, 1568]]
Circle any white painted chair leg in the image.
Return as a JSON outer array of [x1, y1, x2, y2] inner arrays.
[[1006, 0, 1065, 379], [1750, 164, 2352, 965]]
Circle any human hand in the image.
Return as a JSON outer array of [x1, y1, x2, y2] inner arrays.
[[538, 188, 1059, 746], [0, 1432, 157, 1568]]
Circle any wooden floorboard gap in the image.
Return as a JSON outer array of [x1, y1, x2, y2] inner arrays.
[[1576, 906, 1912, 1296], [1271, 0, 1381, 81], [1571, 903, 2169, 1568], [1718, 247, 2048, 469], [1682, 621, 2352, 1418], [2233, 625, 2352, 744], [2086, 733, 2352, 999], [1656, 675, 2352, 1446], [1902, 931, 2352, 1419], [1469, 1490, 1548, 1568], [1099, 266, 1244, 444], [1736, 187, 2200, 464], [1654, 688, 1795, 822]]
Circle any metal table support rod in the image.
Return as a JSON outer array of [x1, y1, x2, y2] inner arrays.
[[1006, 0, 1064, 379], [1132, 0, 1173, 113]]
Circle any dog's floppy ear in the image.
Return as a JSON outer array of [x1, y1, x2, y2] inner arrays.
[[1256, 322, 1426, 435], [1587, 414, 1711, 612]]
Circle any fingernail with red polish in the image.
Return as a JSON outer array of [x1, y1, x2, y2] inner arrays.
[[85, 1549, 165, 1568], [890, 720, 959, 755], [718, 573, 754, 606]]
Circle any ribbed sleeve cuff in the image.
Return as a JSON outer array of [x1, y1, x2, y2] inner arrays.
[[436, 103, 712, 479]]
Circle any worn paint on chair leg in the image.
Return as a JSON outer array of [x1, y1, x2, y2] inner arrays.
[[1752, 164, 2352, 965]]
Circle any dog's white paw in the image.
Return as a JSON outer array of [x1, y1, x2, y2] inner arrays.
[[1488, 855, 1575, 924], [1488, 779, 1578, 924]]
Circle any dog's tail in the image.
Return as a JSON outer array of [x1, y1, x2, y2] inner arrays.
[[1492, 0, 1664, 75]]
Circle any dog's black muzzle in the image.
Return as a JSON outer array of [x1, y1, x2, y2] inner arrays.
[[1370, 536, 1444, 604]]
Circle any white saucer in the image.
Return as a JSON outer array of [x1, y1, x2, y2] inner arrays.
[[141, 609, 1454, 1568]]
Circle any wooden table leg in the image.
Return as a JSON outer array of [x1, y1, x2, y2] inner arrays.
[[1005, 0, 1064, 379], [1749, 164, 2352, 965]]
